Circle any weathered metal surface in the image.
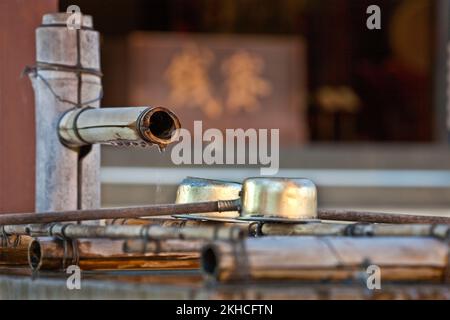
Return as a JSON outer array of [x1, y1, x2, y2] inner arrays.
[[174, 177, 241, 220], [239, 178, 318, 222], [29, 13, 101, 212], [59, 106, 180, 148]]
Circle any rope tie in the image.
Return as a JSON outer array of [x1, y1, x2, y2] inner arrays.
[[230, 235, 250, 281], [140, 225, 161, 254], [23, 26, 103, 109]]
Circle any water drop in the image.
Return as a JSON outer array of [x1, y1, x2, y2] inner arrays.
[[157, 145, 166, 153]]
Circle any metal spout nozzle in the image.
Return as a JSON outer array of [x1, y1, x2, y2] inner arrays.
[[58, 106, 181, 148]]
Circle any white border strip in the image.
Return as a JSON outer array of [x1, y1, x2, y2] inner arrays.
[[100, 167, 450, 188]]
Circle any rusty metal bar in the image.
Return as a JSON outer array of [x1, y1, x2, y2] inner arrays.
[[317, 209, 450, 224], [0, 200, 240, 226], [1, 202, 450, 226], [259, 222, 450, 239]]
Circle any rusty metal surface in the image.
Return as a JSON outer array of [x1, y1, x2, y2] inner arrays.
[[0, 200, 240, 226], [317, 209, 450, 224]]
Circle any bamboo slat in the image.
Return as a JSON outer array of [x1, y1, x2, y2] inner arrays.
[[107, 217, 245, 229], [260, 223, 450, 239], [201, 236, 450, 282], [123, 239, 204, 254], [4, 223, 246, 242]]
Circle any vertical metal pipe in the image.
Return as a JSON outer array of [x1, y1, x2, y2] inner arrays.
[[29, 13, 101, 211]]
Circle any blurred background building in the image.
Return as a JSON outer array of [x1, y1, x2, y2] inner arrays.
[[2, 0, 450, 215]]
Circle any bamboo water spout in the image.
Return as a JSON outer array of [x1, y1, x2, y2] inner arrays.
[[59, 106, 181, 149]]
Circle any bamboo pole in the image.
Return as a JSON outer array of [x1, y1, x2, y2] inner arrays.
[[123, 239, 204, 254], [260, 223, 450, 239], [106, 217, 248, 229], [0, 235, 32, 267], [201, 237, 450, 282], [3, 223, 246, 242], [29, 238, 200, 271]]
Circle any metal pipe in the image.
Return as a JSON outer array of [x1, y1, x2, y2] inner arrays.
[[58, 106, 181, 148]]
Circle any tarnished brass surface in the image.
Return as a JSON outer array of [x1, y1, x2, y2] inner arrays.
[[240, 177, 317, 222], [174, 177, 241, 221]]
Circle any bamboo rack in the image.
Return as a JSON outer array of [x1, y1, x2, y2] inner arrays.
[[29, 238, 200, 271], [201, 236, 450, 282]]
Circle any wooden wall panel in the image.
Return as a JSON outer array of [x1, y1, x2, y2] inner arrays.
[[0, 0, 58, 213]]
